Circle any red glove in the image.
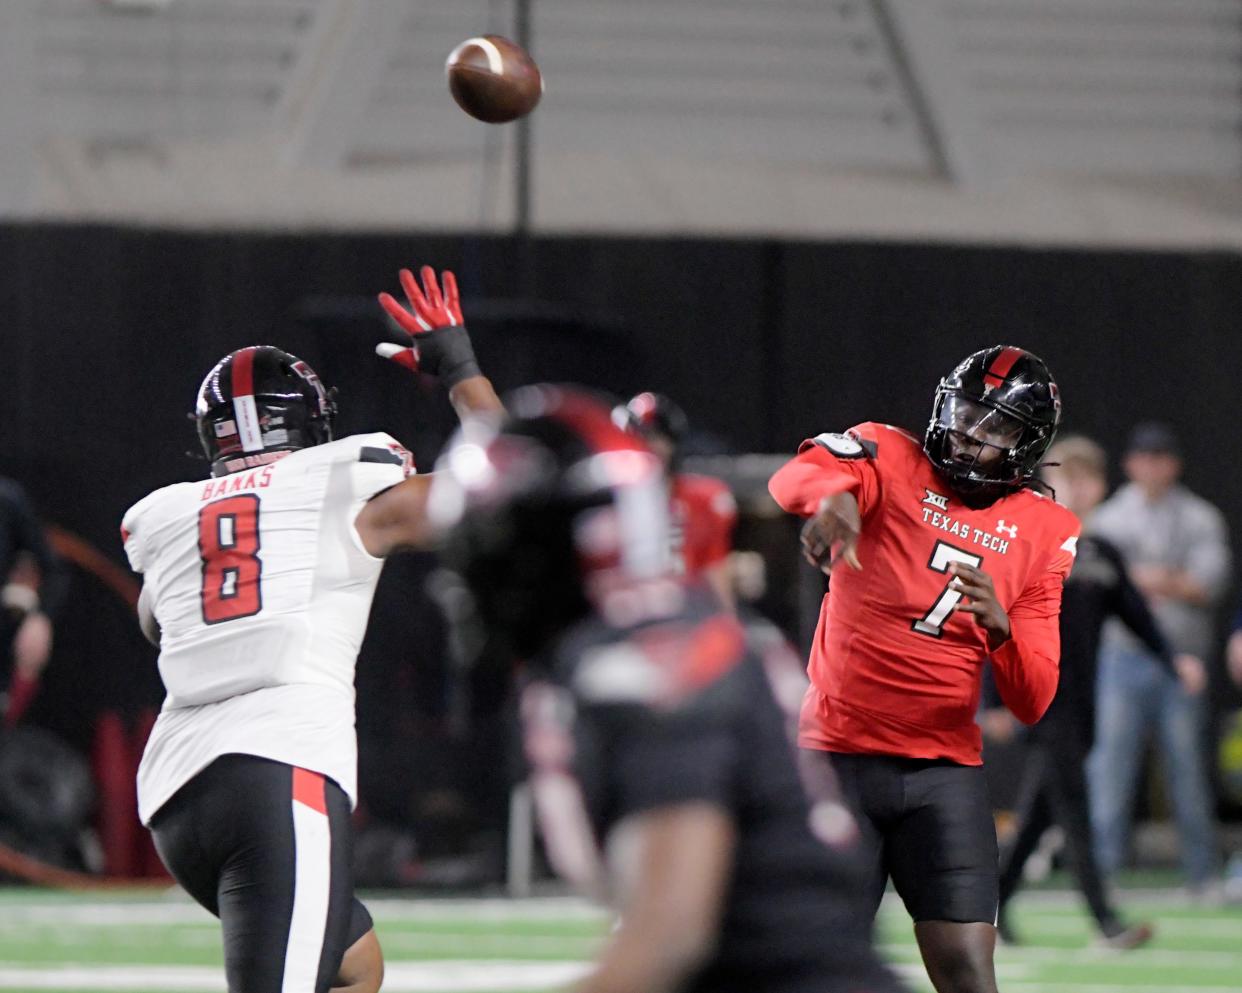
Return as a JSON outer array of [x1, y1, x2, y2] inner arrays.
[[376, 266, 479, 385]]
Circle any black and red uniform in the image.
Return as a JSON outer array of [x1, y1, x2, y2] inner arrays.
[[523, 595, 907, 993]]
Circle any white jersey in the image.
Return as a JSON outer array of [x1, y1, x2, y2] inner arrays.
[[122, 432, 411, 824]]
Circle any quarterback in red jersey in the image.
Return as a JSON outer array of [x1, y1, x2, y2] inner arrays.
[[769, 346, 1079, 993], [615, 392, 738, 605]]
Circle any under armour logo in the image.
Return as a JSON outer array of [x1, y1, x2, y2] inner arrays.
[[922, 489, 949, 510], [996, 521, 1018, 538]]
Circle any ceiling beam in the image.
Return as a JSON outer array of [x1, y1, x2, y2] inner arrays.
[[0, 4, 41, 215], [276, 0, 414, 169]]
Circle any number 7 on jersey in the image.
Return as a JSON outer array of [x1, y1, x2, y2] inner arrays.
[[199, 495, 263, 624], [912, 540, 982, 637]]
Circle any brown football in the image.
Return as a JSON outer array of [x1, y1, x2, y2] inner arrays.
[[445, 35, 543, 124]]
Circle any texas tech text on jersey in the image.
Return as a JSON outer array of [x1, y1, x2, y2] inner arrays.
[[770, 421, 1080, 765]]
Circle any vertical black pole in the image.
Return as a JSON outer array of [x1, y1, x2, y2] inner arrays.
[[514, 0, 535, 299]]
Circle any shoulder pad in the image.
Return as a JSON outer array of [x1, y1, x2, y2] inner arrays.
[[333, 432, 416, 474], [810, 432, 877, 460], [878, 423, 922, 446], [359, 446, 406, 466]]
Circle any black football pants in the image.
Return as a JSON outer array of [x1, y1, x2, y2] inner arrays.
[[823, 751, 1000, 924], [149, 754, 373, 993]]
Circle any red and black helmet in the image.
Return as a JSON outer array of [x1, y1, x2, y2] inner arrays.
[[923, 345, 1061, 497], [430, 385, 675, 660], [195, 346, 337, 477], [612, 392, 689, 445]]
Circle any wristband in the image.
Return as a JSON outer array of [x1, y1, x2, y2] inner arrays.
[[416, 325, 481, 388]]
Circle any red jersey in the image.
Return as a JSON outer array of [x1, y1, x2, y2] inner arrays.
[[768, 422, 1079, 765], [670, 473, 737, 578]]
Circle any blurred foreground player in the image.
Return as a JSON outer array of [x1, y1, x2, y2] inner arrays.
[[614, 392, 737, 607], [122, 266, 501, 993], [430, 386, 907, 993], [769, 346, 1079, 993]]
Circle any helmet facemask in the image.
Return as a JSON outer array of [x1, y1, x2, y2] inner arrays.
[[924, 346, 1061, 500], [926, 389, 1055, 498]]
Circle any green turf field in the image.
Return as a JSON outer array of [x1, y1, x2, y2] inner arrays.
[[0, 881, 1235, 992]]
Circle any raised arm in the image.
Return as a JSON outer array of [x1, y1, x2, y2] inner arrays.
[[356, 266, 503, 557], [376, 265, 503, 418]]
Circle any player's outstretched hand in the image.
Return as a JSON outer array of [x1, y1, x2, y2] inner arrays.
[[949, 562, 1010, 648], [376, 266, 481, 387], [801, 493, 862, 574]]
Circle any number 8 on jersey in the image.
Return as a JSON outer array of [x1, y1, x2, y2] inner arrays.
[[199, 494, 262, 624]]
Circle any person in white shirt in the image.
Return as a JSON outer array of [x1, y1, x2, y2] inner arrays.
[[122, 266, 500, 993]]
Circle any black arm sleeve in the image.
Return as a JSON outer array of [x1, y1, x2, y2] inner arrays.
[[1100, 537, 1174, 672], [0, 480, 66, 617]]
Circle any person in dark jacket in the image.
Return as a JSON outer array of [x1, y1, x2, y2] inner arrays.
[[0, 478, 64, 725], [986, 436, 1203, 948]]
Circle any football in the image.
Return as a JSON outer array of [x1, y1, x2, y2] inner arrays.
[[445, 35, 543, 124]]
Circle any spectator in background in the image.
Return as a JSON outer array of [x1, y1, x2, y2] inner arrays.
[[1225, 615, 1242, 900], [989, 436, 1200, 948], [1088, 422, 1229, 898], [0, 478, 63, 727], [614, 392, 738, 608]]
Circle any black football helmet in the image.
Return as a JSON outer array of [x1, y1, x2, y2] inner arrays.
[[195, 346, 337, 477], [923, 345, 1061, 498], [612, 392, 689, 444], [612, 391, 690, 470], [430, 385, 675, 661]]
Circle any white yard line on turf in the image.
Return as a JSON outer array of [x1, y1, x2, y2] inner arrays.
[[977, 916, 1242, 940], [880, 888, 1240, 910], [0, 961, 591, 992], [0, 896, 608, 928], [0, 966, 223, 991], [378, 933, 601, 955], [0, 962, 997, 992], [0, 905, 215, 926], [884, 943, 1242, 969], [365, 897, 607, 921], [890, 963, 1029, 983], [1004, 986, 1242, 993]]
